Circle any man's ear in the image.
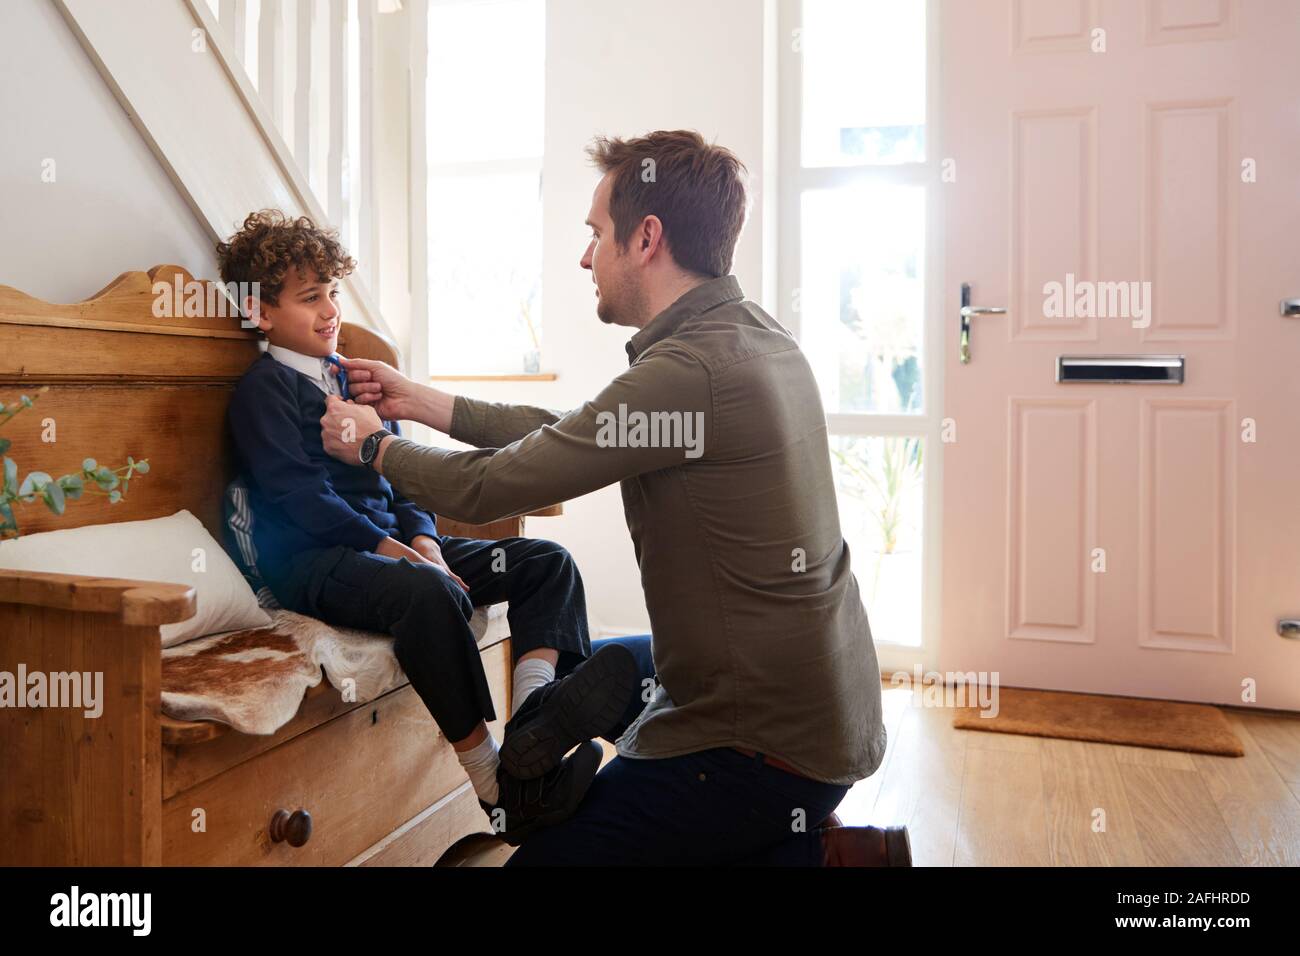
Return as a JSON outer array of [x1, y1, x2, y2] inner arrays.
[[639, 216, 665, 261]]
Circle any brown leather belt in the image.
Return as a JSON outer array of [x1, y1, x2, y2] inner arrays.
[[733, 747, 811, 780]]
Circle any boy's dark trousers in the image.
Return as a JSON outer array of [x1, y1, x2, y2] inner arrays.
[[264, 535, 593, 744]]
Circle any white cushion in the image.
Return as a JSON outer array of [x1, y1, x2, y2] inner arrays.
[[0, 509, 271, 647]]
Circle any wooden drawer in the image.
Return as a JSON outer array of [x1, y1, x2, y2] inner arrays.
[[349, 781, 490, 866], [161, 639, 509, 866]]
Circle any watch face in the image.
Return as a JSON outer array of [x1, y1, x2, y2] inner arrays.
[[361, 430, 389, 465]]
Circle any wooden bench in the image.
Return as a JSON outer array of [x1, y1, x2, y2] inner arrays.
[[0, 265, 557, 865]]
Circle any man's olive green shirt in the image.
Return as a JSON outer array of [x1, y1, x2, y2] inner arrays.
[[382, 276, 887, 784]]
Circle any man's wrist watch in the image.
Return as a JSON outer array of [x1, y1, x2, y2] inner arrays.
[[359, 429, 392, 469]]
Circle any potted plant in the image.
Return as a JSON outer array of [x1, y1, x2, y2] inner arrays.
[[833, 434, 922, 597], [519, 287, 541, 374]]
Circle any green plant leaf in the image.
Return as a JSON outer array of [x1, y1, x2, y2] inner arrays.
[[109, 489, 122, 504], [18, 471, 51, 497], [44, 481, 66, 515], [3, 457, 15, 496], [59, 474, 84, 500], [0, 438, 9, 455], [82, 458, 97, 472], [0, 500, 13, 531], [134, 460, 150, 474]]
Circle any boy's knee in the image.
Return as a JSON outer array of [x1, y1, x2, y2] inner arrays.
[[527, 539, 577, 576], [390, 572, 475, 664], [391, 559, 473, 617], [532, 538, 568, 558]]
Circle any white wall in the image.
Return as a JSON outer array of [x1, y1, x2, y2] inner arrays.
[[428, 0, 772, 635], [0, 0, 216, 301]]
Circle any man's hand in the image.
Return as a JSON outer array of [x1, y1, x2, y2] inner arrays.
[[321, 394, 384, 465], [409, 534, 470, 593], [338, 356, 418, 422], [338, 355, 457, 434]]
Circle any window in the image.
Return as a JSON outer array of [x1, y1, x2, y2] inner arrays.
[[800, 0, 926, 167], [780, 0, 937, 649], [426, 0, 545, 376]]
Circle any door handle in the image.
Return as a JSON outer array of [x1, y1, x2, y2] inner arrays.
[[1280, 298, 1300, 317], [960, 283, 1007, 364], [1278, 620, 1300, 639]]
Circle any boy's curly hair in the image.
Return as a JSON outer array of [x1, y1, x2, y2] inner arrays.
[[215, 209, 356, 308]]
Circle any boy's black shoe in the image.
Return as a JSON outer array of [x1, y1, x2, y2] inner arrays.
[[479, 739, 602, 847], [499, 642, 640, 780]]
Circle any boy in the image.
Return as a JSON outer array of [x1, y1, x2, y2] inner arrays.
[[217, 209, 638, 845]]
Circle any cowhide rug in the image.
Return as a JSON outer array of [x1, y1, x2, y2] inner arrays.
[[161, 604, 507, 735]]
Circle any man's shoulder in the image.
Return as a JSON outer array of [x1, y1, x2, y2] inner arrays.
[[710, 296, 793, 336], [653, 299, 796, 370]]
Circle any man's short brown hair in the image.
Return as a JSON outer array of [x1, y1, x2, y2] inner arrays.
[[215, 209, 355, 307], [586, 130, 748, 278]]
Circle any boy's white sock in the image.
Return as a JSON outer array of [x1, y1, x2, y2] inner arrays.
[[512, 657, 557, 718], [456, 733, 501, 805]]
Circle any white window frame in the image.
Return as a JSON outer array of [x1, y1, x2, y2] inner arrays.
[[776, 0, 944, 672]]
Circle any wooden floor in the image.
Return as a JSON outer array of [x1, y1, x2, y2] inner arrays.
[[838, 682, 1300, 866], [439, 683, 1300, 866]]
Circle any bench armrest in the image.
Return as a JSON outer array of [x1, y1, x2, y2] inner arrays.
[[0, 568, 195, 626], [436, 503, 562, 542]]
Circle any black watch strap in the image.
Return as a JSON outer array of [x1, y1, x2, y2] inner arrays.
[[360, 429, 391, 468]]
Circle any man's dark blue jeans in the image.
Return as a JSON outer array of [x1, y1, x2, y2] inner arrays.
[[528, 634, 849, 866]]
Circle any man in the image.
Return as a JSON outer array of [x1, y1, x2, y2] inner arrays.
[[321, 130, 909, 866]]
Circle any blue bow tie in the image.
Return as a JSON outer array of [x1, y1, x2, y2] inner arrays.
[[328, 354, 348, 398]]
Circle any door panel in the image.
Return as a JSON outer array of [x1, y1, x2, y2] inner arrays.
[[1007, 399, 1097, 643], [939, 0, 1300, 710]]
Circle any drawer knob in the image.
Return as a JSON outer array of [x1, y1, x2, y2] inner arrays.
[[269, 809, 313, 847]]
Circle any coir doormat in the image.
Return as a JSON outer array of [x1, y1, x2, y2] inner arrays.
[[951, 687, 1244, 757]]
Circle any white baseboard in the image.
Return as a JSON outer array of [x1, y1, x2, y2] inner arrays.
[[596, 625, 652, 639]]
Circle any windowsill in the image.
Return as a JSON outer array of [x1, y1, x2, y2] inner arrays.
[[428, 372, 557, 382]]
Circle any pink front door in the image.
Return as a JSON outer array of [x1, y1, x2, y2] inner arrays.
[[939, 0, 1300, 710]]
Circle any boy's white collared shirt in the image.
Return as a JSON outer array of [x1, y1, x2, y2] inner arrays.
[[267, 344, 342, 397]]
